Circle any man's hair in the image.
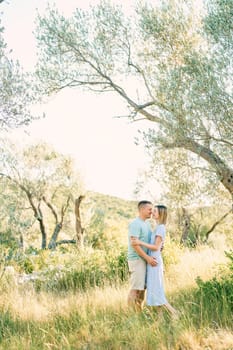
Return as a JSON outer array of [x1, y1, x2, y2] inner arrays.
[[138, 200, 152, 210]]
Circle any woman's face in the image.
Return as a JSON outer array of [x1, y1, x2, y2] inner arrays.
[[152, 207, 159, 221]]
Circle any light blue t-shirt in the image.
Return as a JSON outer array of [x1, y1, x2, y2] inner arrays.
[[128, 217, 151, 260]]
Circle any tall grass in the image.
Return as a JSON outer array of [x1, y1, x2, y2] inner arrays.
[[0, 240, 232, 349]]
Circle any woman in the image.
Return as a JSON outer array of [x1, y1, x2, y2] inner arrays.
[[131, 205, 178, 317]]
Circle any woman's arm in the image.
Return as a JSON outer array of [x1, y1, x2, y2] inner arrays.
[[132, 244, 158, 266], [131, 235, 162, 251]]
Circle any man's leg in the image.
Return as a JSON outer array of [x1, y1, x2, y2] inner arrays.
[[128, 289, 145, 311], [138, 289, 146, 309], [128, 259, 146, 311], [127, 289, 138, 309]]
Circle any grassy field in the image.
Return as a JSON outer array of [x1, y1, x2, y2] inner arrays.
[[0, 238, 232, 349]]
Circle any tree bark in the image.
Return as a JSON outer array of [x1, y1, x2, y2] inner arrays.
[[75, 195, 85, 247], [19, 233, 24, 250], [48, 223, 62, 249], [37, 202, 47, 249], [163, 138, 233, 206], [180, 207, 191, 244], [44, 195, 71, 250]]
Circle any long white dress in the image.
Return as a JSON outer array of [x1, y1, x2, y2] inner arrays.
[[146, 224, 167, 306]]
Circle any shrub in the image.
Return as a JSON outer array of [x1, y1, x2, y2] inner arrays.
[[34, 246, 129, 292], [195, 251, 233, 327], [162, 238, 181, 267]]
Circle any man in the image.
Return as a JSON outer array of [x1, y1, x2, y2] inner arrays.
[[127, 200, 157, 311]]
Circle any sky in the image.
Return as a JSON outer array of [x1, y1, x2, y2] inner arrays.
[[1, 0, 156, 201]]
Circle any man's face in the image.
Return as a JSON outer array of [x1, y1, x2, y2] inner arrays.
[[141, 204, 153, 219]]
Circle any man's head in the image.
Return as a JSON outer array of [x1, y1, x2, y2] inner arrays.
[[138, 200, 153, 220]]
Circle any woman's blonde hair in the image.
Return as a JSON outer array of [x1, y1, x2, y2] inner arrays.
[[155, 205, 167, 224]]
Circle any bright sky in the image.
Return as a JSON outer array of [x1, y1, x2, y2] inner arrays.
[[1, 0, 156, 201]]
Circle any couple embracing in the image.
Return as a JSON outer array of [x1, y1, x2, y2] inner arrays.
[[127, 200, 178, 317]]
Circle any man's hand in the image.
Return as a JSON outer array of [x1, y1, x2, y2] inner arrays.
[[147, 256, 157, 266]]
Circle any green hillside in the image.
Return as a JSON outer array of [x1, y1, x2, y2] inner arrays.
[[85, 191, 137, 220], [81, 192, 138, 248]]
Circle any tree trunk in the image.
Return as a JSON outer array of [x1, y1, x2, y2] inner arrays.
[[39, 218, 47, 249], [24, 190, 48, 249], [19, 233, 24, 250], [48, 223, 62, 250], [180, 207, 191, 244], [174, 139, 233, 205], [75, 195, 85, 247], [42, 195, 71, 250]]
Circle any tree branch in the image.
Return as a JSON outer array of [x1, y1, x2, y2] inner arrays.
[[44, 21, 167, 126], [42, 195, 58, 223], [205, 209, 232, 241]]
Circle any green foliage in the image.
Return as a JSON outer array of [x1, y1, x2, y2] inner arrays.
[[225, 250, 233, 270], [0, 245, 232, 348], [183, 222, 210, 247], [5, 251, 34, 274], [162, 238, 181, 267], [0, 140, 84, 249], [0, 311, 19, 342], [195, 251, 233, 326], [0, 229, 19, 249], [18, 256, 34, 274], [204, 0, 233, 50], [36, 0, 233, 203], [85, 208, 106, 248], [82, 192, 135, 248], [85, 192, 136, 222], [34, 246, 129, 292], [0, 17, 38, 130]]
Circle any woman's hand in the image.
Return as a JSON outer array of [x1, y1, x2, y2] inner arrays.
[[130, 236, 141, 246]]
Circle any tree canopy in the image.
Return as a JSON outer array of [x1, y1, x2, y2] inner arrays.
[[0, 140, 84, 249], [35, 0, 233, 203], [0, 16, 37, 130]]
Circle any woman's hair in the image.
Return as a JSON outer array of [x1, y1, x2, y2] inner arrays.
[[155, 205, 167, 224]]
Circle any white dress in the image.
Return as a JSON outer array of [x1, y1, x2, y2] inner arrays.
[[146, 224, 167, 306]]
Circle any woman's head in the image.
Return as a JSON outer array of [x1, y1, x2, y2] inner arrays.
[[153, 205, 167, 224]]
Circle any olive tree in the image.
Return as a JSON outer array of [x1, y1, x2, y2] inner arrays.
[[136, 147, 232, 243], [0, 141, 84, 249], [0, 16, 38, 130], [35, 0, 233, 205]]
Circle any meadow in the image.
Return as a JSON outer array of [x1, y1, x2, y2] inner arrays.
[[0, 233, 232, 350]]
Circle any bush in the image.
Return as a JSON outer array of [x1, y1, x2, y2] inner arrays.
[[34, 246, 129, 292], [162, 238, 181, 267], [0, 230, 18, 249], [195, 250, 233, 326]]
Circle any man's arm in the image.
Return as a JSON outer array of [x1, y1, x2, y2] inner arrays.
[[132, 245, 157, 266]]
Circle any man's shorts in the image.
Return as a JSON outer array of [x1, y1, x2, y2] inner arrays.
[[128, 258, 146, 290]]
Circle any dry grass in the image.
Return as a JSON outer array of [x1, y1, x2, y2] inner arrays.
[[165, 241, 228, 294], [176, 328, 233, 350], [1, 239, 229, 322], [0, 238, 231, 349], [0, 282, 129, 323]]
